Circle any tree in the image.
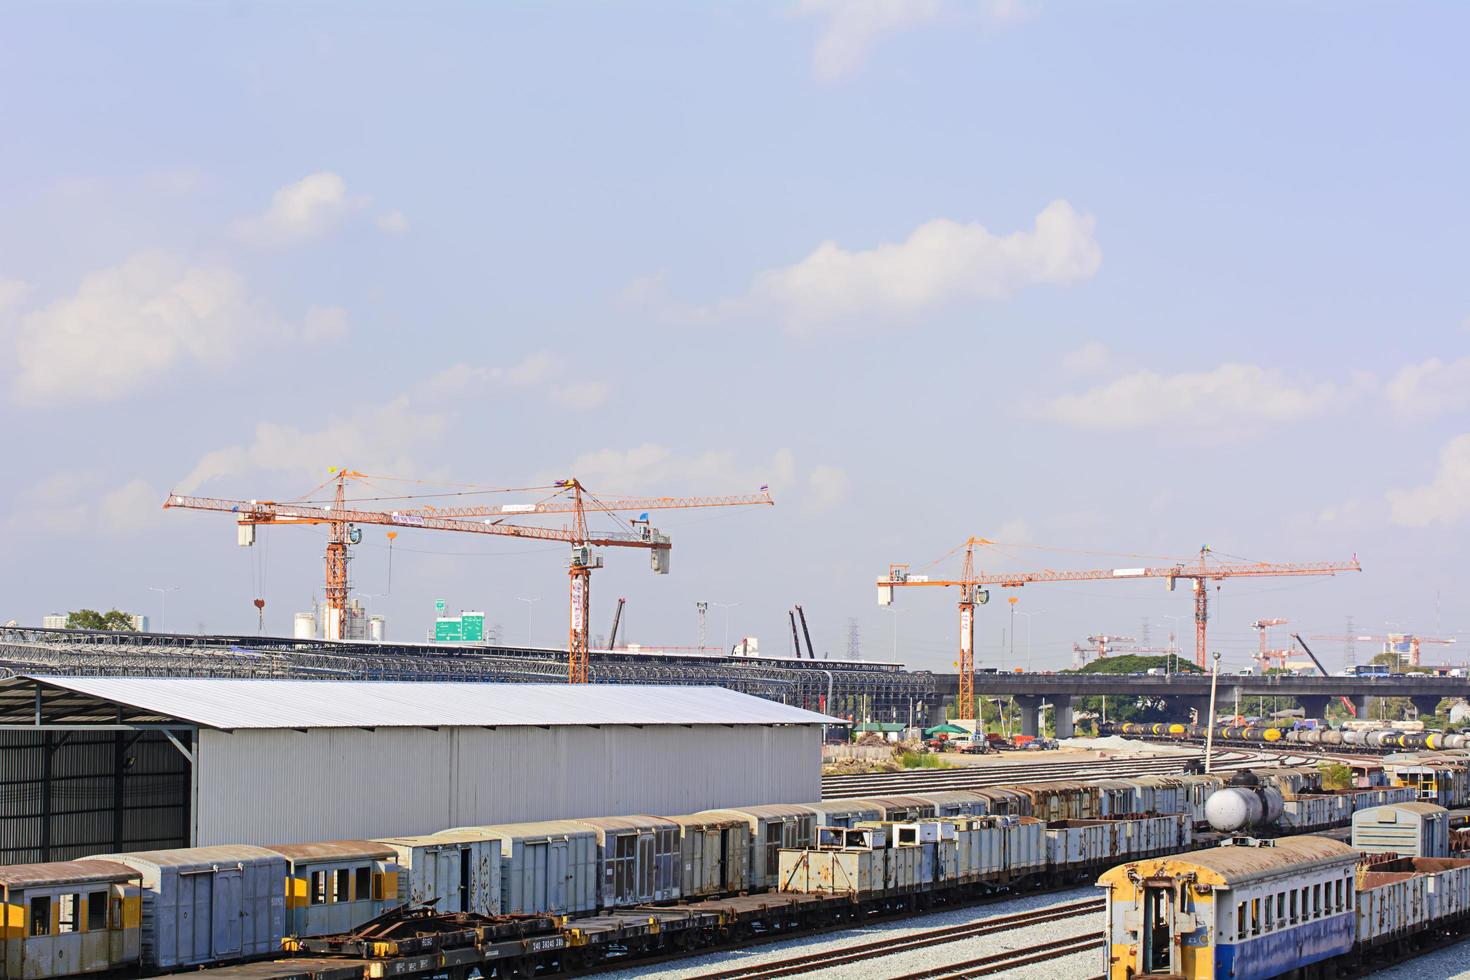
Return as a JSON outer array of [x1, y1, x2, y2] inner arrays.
[[65, 609, 137, 631]]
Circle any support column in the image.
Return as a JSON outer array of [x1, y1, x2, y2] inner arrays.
[[1176, 696, 1211, 724], [1351, 695, 1370, 719], [1017, 696, 1041, 737], [1412, 696, 1442, 719], [1053, 695, 1074, 739], [1297, 696, 1329, 720]]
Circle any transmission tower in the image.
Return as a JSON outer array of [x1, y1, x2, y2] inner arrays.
[[847, 618, 861, 660], [1140, 617, 1152, 647]]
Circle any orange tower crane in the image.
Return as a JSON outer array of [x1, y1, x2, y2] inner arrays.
[[164, 471, 773, 682], [1307, 632, 1455, 669], [1251, 618, 1290, 672], [879, 541, 1359, 718]]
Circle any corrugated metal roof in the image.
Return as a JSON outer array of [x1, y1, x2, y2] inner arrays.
[[0, 860, 140, 889], [24, 675, 841, 730]]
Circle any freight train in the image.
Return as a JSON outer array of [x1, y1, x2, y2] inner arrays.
[[1101, 835, 1470, 979], [1104, 719, 1470, 753], [3, 755, 1453, 980]]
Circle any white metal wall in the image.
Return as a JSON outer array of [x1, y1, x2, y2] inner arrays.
[[193, 724, 820, 846]]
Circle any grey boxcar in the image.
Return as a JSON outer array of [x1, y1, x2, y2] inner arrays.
[[86, 846, 286, 970], [798, 800, 883, 828], [698, 805, 817, 892], [1352, 802, 1451, 858], [374, 832, 501, 917], [442, 821, 597, 916], [664, 814, 750, 898], [571, 816, 680, 908]]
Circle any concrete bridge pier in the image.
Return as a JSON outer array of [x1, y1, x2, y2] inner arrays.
[[1351, 695, 1370, 719], [1412, 696, 1443, 719], [1173, 696, 1211, 724], [1298, 695, 1330, 720], [1016, 695, 1042, 738], [1052, 695, 1074, 739]]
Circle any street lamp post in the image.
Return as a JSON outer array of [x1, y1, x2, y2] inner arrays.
[[711, 601, 740, 652], [1163, 614, 1185, 674], [515, 596, 540, 646], [1205, 651, 1222, 773], [148, 586, 179, 634], [1016, 611, 1041, 673]]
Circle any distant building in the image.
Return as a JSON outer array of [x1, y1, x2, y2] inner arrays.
[[129, 614, 148, 632], [41, 613, 66, 629]]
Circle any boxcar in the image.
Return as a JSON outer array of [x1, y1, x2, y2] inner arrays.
[[697, 805, 816, 893], [904, 791, 990, 818], [0, 861, 141, 980], [1098, 836, 1357, 980], [571, 816, 680, 908], [87, 846, 287, 971], [267, 841, 404, 939], [1352, 802, 1451, 859], [798, 800, 883, 828], [374, 831, 501, 916], [662, 814, 750, 899], [431, 822, 595, 916]]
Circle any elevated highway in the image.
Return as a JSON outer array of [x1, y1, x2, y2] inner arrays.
[[933, 671, 1470, 738]]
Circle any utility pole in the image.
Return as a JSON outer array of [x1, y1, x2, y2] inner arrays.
[[696, 601, 708, 649], [1205, 651, 1222, 773]]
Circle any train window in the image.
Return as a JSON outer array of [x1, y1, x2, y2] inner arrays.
[[1313, 883, 1322, 917], [109, 897, 122, 930], [354, 867, 371, 902], [1276, 893, 1285, 923], [57, 894, 78, 934], [28, 896, 50, 936], [86, 892, 106, 931], [1335, 879, 1344, 912], [310, 871, 328, 905], [1290, 889, 1298, 923], [1346, 878, 1354, 910], [1264, 895, 1274, 931], [333, 869, 350, 903], [1250, 898, 1261, 936], [1236, 902, 1246, 938]]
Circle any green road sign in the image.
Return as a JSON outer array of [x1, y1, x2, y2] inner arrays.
[[435, 617, 462, 642], [462, 611, 485, 642]]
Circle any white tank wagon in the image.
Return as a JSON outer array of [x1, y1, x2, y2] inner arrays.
[[1205, 772, 1284, 834]]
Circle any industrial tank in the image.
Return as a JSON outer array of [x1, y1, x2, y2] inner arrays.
[[1204, 771, 1284, 833]]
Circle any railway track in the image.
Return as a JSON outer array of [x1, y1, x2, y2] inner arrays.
[[682, 898, 1104, 980], [887, 931, 1105, 979], [821, 750, 1281, 798]]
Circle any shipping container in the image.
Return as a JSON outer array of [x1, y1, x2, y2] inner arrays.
[[86, 846, 286, 970], [571, 816, 680, 908], [374, 832, 501, 916], [431, 822, 595, 917], [265, 841, 404, 939], [776, 845, 921, 896], [697, 806, 816, 892], [0, 861, 142, 980]]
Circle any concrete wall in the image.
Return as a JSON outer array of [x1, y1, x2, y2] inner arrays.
[[193, 724, 820, 846]]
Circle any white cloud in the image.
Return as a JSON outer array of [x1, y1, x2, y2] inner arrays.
[[235, 172, 366, 245], [9, 252, 273, 405], [1387, 434, 1470, 527], [1061, 341, 1110, 376], [4, 473, 163, 538], [376, 210, 409, 234], [424, 352, 570, 397], [750, 200, 1100, 333], [554, 381, 610, 411], [1385, 355, 1470, 418], [1043, 362, 1341, 433], [793, 0, 1034, 81], [795, 0, 943, 81], [804, 464, 851, 513], [0, 278, 30, 313], [175, 395, 449, 494], [302, 305, 350, 343], [993, 517, 1030, 542]]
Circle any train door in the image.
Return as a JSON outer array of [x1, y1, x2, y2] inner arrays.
[[211, 869, 242, 959], [432, 847, 466, 913], [181, 870, 212, 964], [1139, 880, 1176, 976]]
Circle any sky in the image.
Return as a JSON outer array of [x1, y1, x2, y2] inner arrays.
[[1, 1, 1468, 675]]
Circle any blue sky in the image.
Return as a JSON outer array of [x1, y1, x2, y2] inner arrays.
[[2, 1, 1467, 672]]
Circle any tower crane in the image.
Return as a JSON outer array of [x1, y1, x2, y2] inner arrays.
[[879, 540, 1359, 719], [1251, 618, 1290, 673], [164, 470, 773, 682], [1307, 632, 1455, 669]]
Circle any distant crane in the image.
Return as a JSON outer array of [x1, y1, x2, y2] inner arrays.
[[1251, 618, 1291, 673], [879, 539, 1359, 719], [795, 605, 816, 659], [1308, 632, 1455, 669], [1071, 637, 1175, 668], [1292, 634, 1358, 717], [607, 597, 626, 649], [165, 470, 773, 682]]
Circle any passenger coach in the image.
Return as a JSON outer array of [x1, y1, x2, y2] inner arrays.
[[1097, 837, 1357, 979]]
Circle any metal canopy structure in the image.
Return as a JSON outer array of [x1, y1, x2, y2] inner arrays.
[[7, 675, 841, 730]]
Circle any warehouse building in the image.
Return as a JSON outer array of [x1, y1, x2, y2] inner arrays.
[[0, 675, 835, 860]]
